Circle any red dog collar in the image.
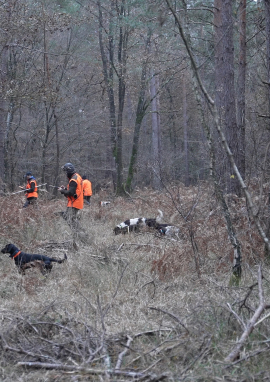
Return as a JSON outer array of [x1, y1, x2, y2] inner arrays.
[[12, 250, 21, 260]]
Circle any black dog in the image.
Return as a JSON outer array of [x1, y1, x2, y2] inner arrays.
[[154, 223, 180, 239], [1, 243, 67, 275]]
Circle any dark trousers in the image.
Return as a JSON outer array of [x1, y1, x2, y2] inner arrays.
[[62, 207, 81, 230], [23, 197, 37, 208], [84, 196, 91, 205]]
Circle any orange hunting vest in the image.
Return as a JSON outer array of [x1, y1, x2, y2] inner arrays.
[[26, 178, 38, 198], [67, 173, 83, 209], [82, 179, 92, 196]]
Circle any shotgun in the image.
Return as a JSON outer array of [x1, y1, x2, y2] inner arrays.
[[49, 185, 65, 190], [10, 183, 47, 195]]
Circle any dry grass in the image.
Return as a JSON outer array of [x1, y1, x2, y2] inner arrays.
[[0, 183, 270, 381]]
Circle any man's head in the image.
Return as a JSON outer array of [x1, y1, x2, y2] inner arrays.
[[82, 175, 87, 180], [25, 171, 33, 180], [62, 163, 75, 178]]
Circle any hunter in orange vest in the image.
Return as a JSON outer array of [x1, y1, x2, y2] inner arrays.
[[59, 163, 84, 230], [82, 175, 92, 205], [20, 172, 38, 208]]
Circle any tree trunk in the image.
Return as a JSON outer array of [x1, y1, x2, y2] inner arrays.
[[263, 0, 270, 256], [237, 0, 246, 181], [193, 76, 242, 283], [0, 45, 8, 188], [98, 0, 117, 189], [4, 100, 15, 191], [98, 0, 129, 195], [150, 68, 162, 190], [115, 1, 128, 195], [125, 32, 151, 193], [214, 0, 223, 114], [265, 0, 270, 112], [221, 0, 240, 195], [165, 0, 242, 282], [183, 75, 189, 187]]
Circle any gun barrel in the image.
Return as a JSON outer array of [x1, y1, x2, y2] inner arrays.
[[49, 185, 60, 189]]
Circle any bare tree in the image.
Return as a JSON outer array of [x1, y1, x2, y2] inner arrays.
[[165, 0, 270, 273], [150, 66, 162, 190], [97, 0, 129, 195], [237, 0, 246, 181], [182, 74, 189, 187], [220, 0, 241, 195]]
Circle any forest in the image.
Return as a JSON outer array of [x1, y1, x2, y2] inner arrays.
[[0, 0, 268, 196], [1, 0, 270, 381]]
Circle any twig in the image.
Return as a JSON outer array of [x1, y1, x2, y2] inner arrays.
[[123, 243, 161, 248], [3, 344, 53, 361], [148, 307, 189, 333], [103, 262, 130, 316], [255, 311, 270, 327], [137, 280, 156, 299], [115, 335, 133, 370], [180, 336, 212, 377], [226, 302, 246, 330], [117, 243, 124, 251], [224, 347, 267, 368], [142, 358, 162, 373]]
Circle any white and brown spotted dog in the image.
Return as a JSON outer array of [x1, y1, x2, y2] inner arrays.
[[114, 218, 147, 235], [113, 210, 180, 239], [113, 217, 161, 235]]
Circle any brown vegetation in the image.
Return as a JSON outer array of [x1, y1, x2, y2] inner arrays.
[[0, 183, 270, 381]]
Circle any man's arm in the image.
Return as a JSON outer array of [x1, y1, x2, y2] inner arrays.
[[25, 181, 36, 193], [60, 180, 77, 197]]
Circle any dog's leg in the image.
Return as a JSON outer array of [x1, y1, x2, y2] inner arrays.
[[19, 267, 26, 275], [34, 261, 48, 275]]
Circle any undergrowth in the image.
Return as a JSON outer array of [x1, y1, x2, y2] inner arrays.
[[0, 182, 270, 381]]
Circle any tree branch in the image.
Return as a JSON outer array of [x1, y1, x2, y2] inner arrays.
[[225, 266, 269, 362]]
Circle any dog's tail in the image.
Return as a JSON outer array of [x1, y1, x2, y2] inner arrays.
[[156, 209, 163, 223], [51, 253, 67, 263]]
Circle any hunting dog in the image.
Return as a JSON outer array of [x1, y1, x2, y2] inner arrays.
[[154, 210, 180, 239], [113, 210, 180, 239], [154, 223, 180, 239], [1, 243, 67, 275], [113, 218, 149, 235], [113, 217, 161, 235]]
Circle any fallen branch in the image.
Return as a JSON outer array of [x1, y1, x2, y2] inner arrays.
[[16, 362, 168, 380], [225, 266, 270, 362], [115, 335, 133, 370]]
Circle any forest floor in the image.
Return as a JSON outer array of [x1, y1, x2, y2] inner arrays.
[[0, 182, 270, 381]]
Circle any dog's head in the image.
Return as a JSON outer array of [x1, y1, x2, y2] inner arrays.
[[113, 226, 122, 235], [1, 244, 14, 254], [145, 218, 157, 228]]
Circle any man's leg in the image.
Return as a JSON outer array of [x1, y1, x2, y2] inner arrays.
[[84, 196, 91, 205], [63, 207, 88, 246], [29, 197, 37, 207], [23, 197, 37, 208], [23, 199, 30, 208], [63, 207, 80, 230]]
